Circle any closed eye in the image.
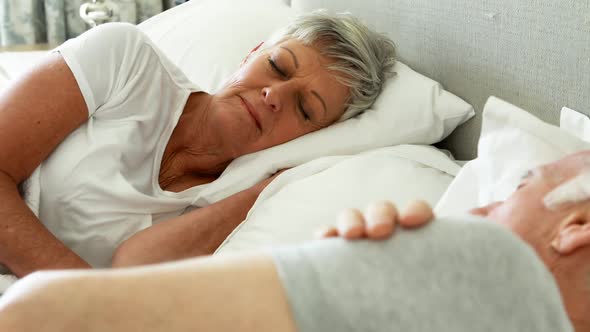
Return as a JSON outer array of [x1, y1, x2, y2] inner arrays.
[[268, 58, 311, 121], [298, 97, 310, 121], [268, 58, 287, 78]]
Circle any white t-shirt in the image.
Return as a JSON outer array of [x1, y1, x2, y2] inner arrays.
[[29, 23, 205, 267]]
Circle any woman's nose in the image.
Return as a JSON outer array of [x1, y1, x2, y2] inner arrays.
[[261, 83, 288, 113]]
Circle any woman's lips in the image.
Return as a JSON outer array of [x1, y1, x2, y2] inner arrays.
[[239, 95, 262, 131]]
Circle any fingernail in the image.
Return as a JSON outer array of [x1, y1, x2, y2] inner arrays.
[[550, 236, 560, 252]]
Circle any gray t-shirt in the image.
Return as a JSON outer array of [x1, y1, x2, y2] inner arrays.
[[271, 216, 573, 332]]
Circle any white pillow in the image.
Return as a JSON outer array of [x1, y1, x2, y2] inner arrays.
[[560, 106, 590, 142], [435, 97, 590, 216], [139, 0, 293, 93], [216, 145, 460, 253], [138, 0, 474, 205], [0, 51, 48, 92]]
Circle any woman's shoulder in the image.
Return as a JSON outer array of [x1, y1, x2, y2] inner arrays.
[[57, 22, 152, 65], [90, 23, 198, 91], [83, 22, 152, 55], [90, 22, 147, 42]]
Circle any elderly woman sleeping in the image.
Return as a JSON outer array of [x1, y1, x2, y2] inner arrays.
[[0, 12, 396, 276], [1, 150, 588, 331]]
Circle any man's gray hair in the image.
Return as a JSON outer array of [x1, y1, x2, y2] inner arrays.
[[266, 10, 397, 121]]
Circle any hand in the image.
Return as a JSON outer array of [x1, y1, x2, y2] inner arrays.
[[315, 200, 434, 240]]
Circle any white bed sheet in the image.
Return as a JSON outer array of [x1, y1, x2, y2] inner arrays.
[[217, 145, 461, 254], [0, 51, 48, 86]]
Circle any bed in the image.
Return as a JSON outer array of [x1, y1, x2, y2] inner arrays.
[[289, 0, 590, 159], [2, 0, 588, 157], [4, 0, 588, 156], [191, 0, 589, 253], [0, 0, 589, 297]]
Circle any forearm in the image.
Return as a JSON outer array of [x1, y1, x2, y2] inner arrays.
[[0, 172, 89, 277], [111, 186, 260, 267], [0, 253, 297, 332]]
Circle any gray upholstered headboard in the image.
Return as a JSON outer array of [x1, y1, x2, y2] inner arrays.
[[285, 0, 590, 159]]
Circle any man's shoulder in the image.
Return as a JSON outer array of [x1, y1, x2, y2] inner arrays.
[[274, 215, 572, 331], [406, 216, 545, 271], [387, 216, 526, 255], [424, 216, 526, 252]]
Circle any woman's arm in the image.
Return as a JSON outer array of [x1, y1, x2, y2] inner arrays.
[[0, 200, 422, 332], [111, 173, 280, 267], [0, 53, 91, 276], [0, 253, 298, 332], [111, 186, 428, 268]]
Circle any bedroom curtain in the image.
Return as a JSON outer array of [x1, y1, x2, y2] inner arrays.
[[0, 0, 176, 47]]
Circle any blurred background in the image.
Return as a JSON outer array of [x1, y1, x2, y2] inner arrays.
[[0, 0, 191, 47]]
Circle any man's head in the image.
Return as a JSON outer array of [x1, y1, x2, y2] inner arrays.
[[470, 150, 590, 330]]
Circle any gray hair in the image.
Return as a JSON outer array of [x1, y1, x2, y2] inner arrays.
[[265, 10, 397, 121]]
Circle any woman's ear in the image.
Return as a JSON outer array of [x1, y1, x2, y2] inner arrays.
[[241, 42, 264, 67], [551, 211, 590, 255]]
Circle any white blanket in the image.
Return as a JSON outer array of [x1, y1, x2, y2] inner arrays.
[[0, 51, 48, 82], [217, 145, 460, 253], [0, 275, 18, 294]]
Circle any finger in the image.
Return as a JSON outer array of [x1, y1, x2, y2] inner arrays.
[[336, 208, 366, 239], [399, 200, 434, 227], [468, 201, 502, 217], [314, 226, 338, 239], [365, 201, 398, 239]]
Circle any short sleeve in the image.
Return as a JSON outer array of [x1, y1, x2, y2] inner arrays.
[[54, 23, 151, 117], [271, 218, 573, 332]]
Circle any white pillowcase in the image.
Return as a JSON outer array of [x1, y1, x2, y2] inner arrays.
[[560, 106, 590, 142], [139, 0, 474, 205], [0, 51, 48, 92], [139, 0, 293, 93], [216, 145, 460, 253], [435, 97, 590, 216]]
